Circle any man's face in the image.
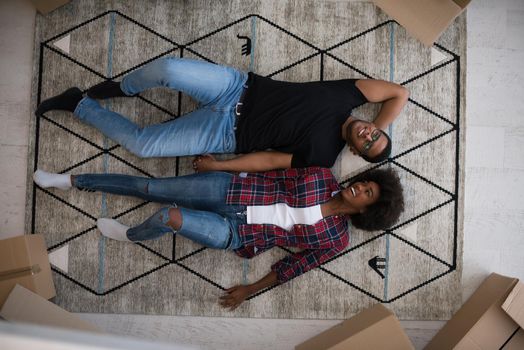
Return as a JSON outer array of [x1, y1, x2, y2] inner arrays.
[[346, 120, 387, 158]]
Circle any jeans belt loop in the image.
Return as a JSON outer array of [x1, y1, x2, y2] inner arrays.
[[235, 78, 250, 118], [235, 102, 243, 117]]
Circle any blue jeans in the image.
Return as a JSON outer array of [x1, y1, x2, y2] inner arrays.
[[74, 57, 248, 157], [74, 172, 245, 250]]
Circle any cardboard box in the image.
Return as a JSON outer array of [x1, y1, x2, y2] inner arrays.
[[0, 234, 55, 307], [503, 328, 524, 350], [502, 281, 524, 328], [30, 0, 70, 15], [0, 284, 100, 333], [373, 0, 471, 47], [296, 304, 414, 350], [425, 273, 524, 350]]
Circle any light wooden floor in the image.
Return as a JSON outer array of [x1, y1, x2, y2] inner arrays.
[[1, 1, 523, 349]]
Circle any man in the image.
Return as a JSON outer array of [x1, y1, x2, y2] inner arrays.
[[36, 57, 409, 171]]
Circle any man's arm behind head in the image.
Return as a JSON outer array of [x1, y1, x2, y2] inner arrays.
[[355, 79, 409, 130]]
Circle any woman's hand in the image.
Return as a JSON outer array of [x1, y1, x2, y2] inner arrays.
[[219, 285, 251, 311], [192, 154, 217, 173], [219, 272, 278, 311]]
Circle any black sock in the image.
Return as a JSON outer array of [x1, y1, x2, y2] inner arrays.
[[87, 80, 128, 99], [35, 87, 83, 116]]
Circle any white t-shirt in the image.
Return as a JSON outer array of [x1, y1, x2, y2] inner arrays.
[[247, 203, 323, 231]]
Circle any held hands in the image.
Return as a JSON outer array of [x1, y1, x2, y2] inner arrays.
[[219, 285, 252, 311], [192, 154, 217, 173]]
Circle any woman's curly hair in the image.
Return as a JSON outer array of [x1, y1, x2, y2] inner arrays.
[[348, 167, 404, 231]]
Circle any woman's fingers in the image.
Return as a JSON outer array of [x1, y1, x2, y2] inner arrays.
[[219, 285, 246, 310], [219, 295, 237, 308], [220, 299, 240, 310], [192, 154, 217, 173], [192, 156, 203, 170]]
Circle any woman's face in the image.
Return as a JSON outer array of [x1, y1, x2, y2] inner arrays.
[[341, 181, 380, 213]]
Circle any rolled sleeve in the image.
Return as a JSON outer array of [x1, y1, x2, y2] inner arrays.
[[271, 247, 342, 283]]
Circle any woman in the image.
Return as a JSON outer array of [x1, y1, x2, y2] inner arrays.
[[34, 166, 404, 310]]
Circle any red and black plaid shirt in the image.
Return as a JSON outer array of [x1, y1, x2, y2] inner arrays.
[[226, 167, 349, 283]]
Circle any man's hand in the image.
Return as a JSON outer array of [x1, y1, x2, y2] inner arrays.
[[192, 154, 217, 173], [219, 285, 252, 311]]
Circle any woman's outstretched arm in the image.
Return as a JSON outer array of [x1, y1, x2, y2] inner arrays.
[[219, 270, 278, 311]]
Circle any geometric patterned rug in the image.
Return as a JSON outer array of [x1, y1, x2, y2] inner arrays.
[[26, 0, 466, 320]]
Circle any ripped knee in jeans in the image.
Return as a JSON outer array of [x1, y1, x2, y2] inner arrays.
[[166, 206, 182, 231]]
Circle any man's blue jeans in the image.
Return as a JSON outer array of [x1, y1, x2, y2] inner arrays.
[[74, 57, 248, 157], [74, 172, 245, 249]]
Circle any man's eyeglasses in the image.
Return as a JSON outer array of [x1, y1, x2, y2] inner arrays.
[[363, 129, 382, 153]]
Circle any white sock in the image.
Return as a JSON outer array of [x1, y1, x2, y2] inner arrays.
[[97, 218, 131, 242], [33, 169, 72, 190]]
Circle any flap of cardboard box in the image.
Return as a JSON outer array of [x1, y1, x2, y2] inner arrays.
[[453, 0, 472, 9], [30, 0, 70, 15], [372, 0, 468, 47], [503, 328, 524, 350], [502, 281, 524, 328], [0, 236, 34, 273], [0, 234, 56, 306], [0, 284, 100, 333], [295, 304, 413, 350], [0, 264, 42, 282]]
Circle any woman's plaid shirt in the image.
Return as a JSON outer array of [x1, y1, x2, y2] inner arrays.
[[226, 167, 349, 283]]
